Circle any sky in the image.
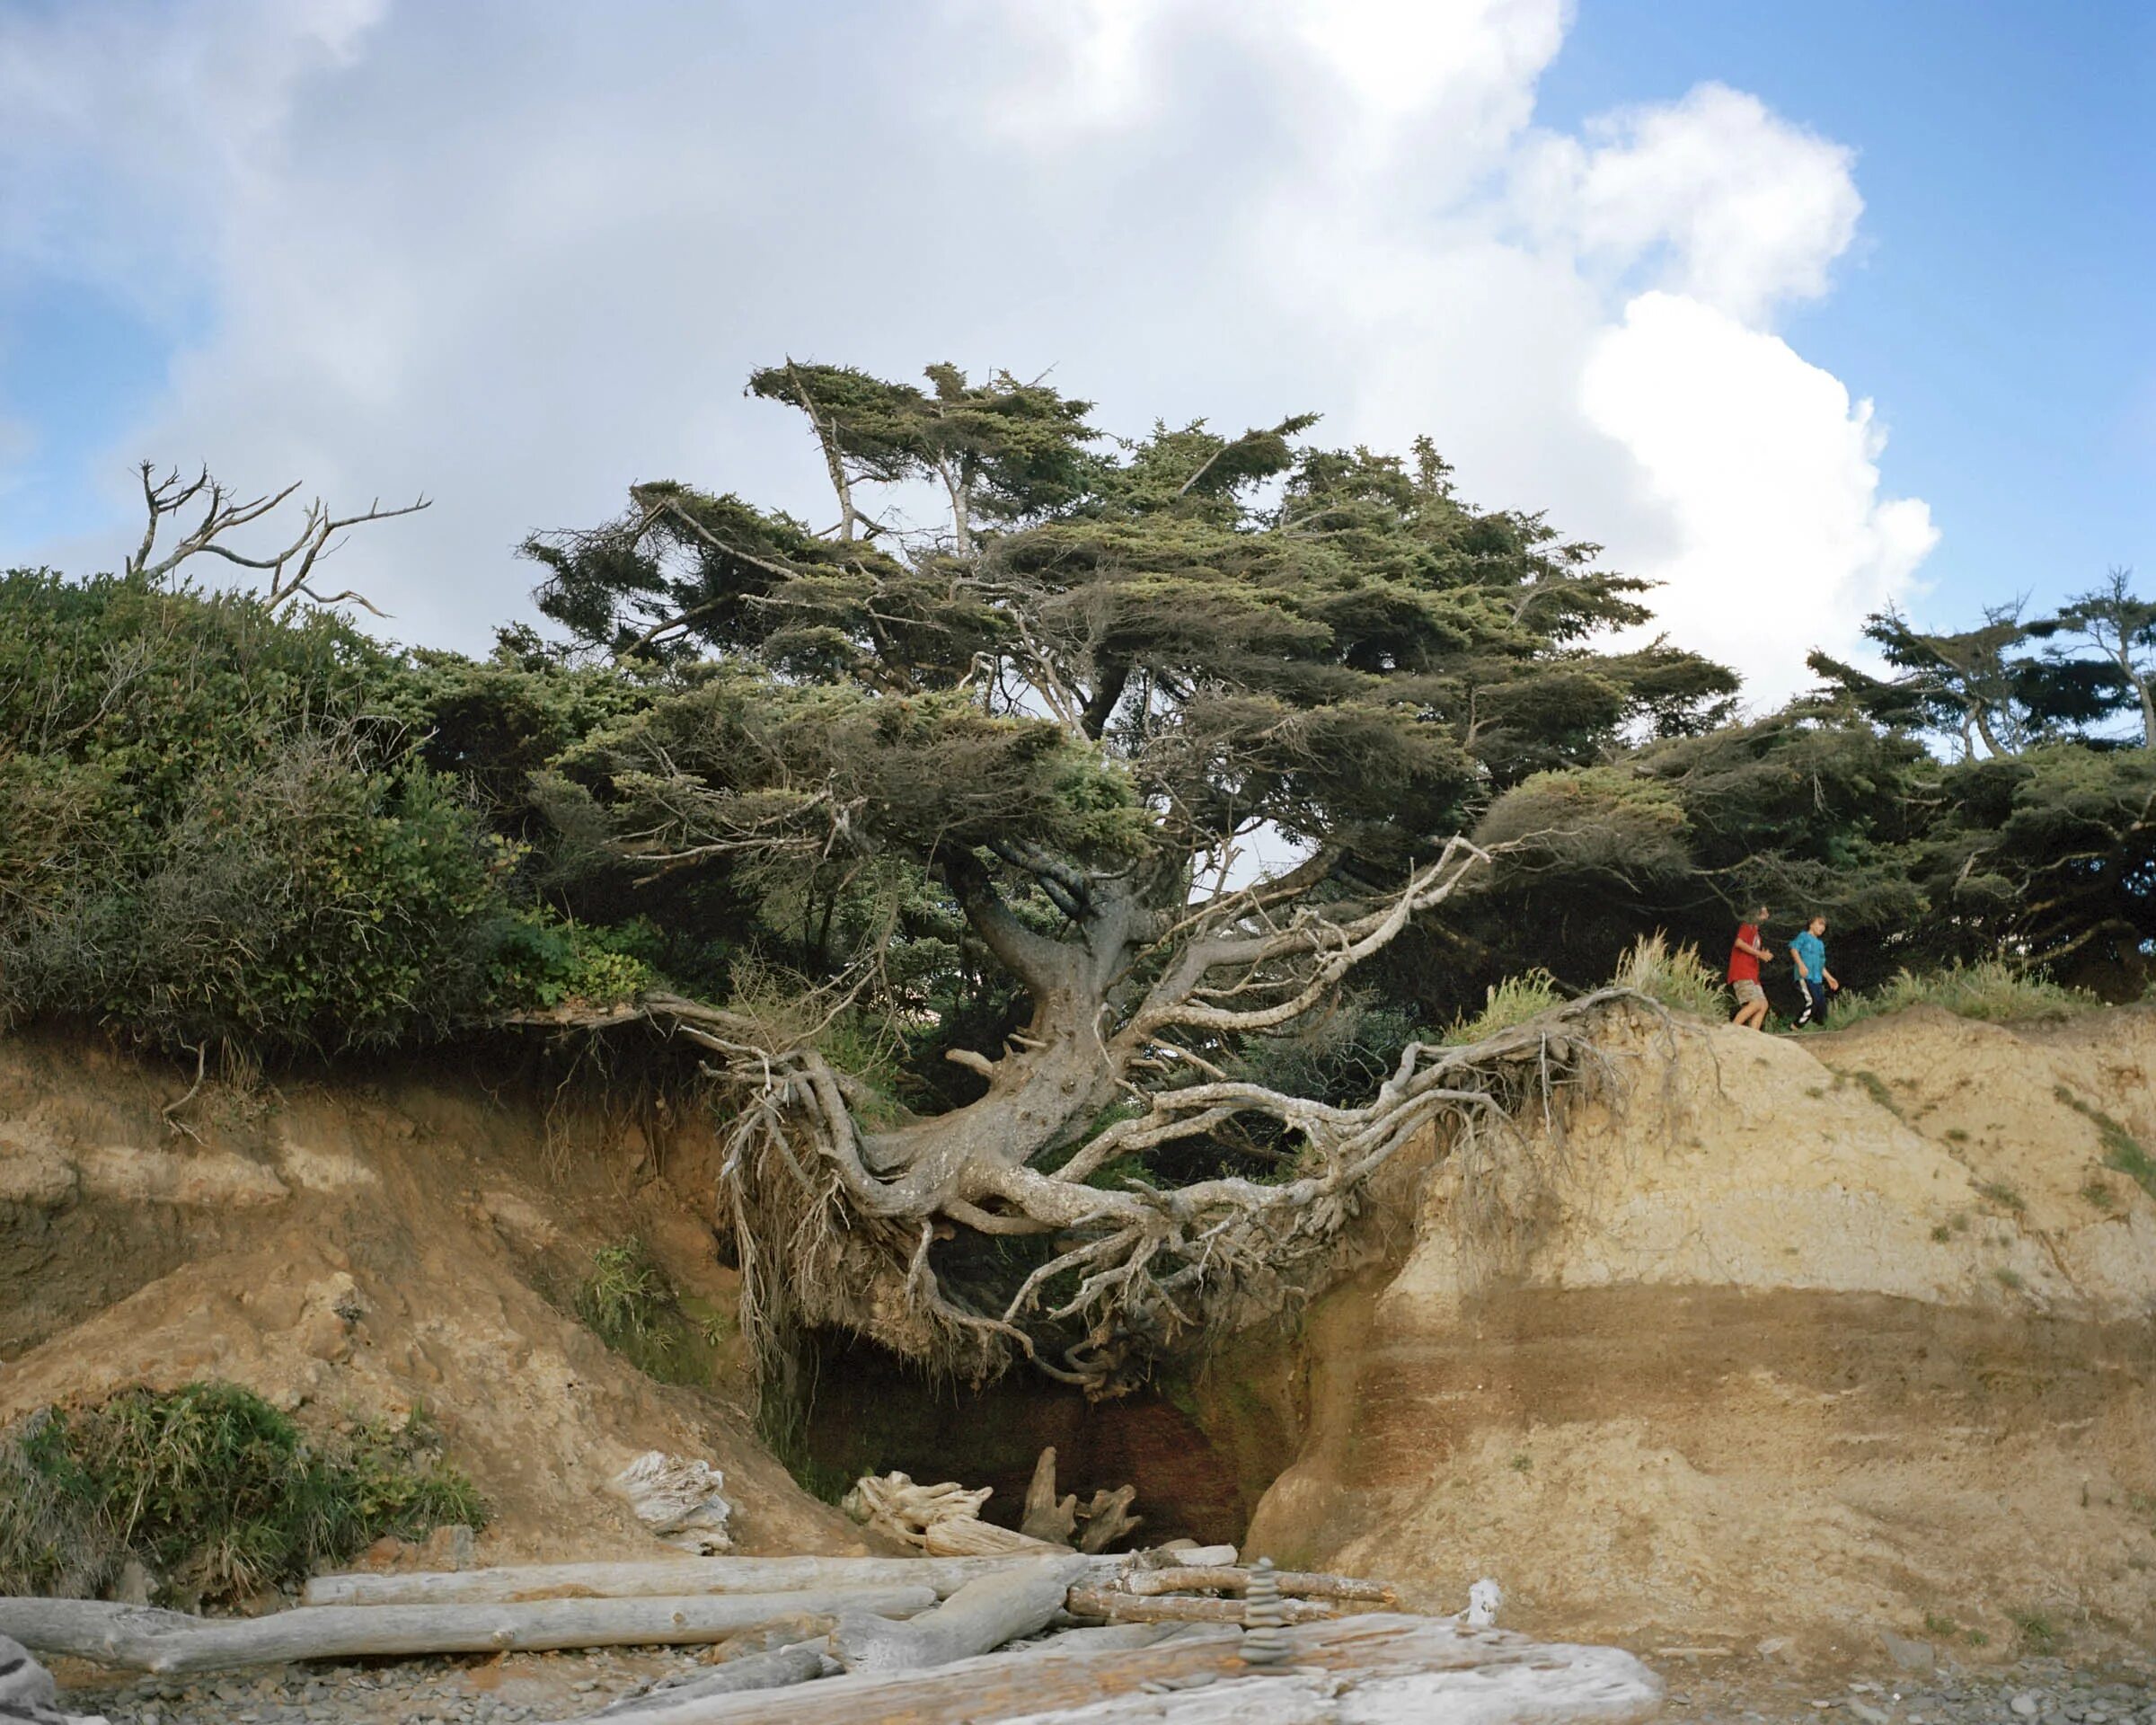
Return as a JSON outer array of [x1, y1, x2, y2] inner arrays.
[[0, 0, 2147, 705]]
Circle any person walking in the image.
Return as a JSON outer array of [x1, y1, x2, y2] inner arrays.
[[1789, 915, 1840, 1026], [1727, 905, 1774, 1030]]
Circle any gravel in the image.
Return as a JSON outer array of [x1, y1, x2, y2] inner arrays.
[[1654, 1650, 2156, 1725]]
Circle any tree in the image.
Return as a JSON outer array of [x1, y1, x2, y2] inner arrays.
[[1807, 603, 2115, 759], [2028, 567, 2156, 748], [519, 363, 1736, 1392]]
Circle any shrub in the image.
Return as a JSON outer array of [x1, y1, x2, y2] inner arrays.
[[1829, 960, 2099, 1031], [0, 571, 518, 1054], [0, 1383, 484, 1604], [1449, 970, 1564, 1043], [1610, 932, 1726, 1019]]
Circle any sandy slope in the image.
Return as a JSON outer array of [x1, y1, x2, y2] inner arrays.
[[1242, 1006, 2156, 1653], [0, 1032, 858, 1567]]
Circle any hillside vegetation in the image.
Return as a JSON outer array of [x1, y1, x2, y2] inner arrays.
[[3, 368, 2151, 1393]]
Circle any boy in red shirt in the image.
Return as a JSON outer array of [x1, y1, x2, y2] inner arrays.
[[1727, 905, 1774, 1030]]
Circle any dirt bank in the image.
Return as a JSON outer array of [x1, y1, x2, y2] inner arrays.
[[0, 1031, 856, 1566], [1242, 1005, 2156, 1655]]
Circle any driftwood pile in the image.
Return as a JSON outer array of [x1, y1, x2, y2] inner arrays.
[[0, 1457, 1661, 1721], [0, 1548, 1661, 1723], [842, 1446, 1143, 1555]]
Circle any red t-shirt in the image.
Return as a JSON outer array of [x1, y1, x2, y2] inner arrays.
[[1728, 924, 1761, 983]]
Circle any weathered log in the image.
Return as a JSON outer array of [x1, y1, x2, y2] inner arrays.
[[578, 1613, 1661, 1725], [304, 1552, 1233, 1609], [1118, 1565, 1395, 1603], [1019, 1446, 1078, 1544], [1063, 1588, 1339, 1626], [919, 1519, 1063, 1558], [1073, 1484, 1141, 1553], [0, 1587, 936, 1675], [593, 1641, 827, 1715], [832, 1554, 1092, 1675]]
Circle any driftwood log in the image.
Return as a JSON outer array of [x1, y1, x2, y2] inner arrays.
[[301, 1549, 1238, 1609], [594, 1641, 827, 1715], [555, 1614, 1662, 1725], [832, 1555, 1092, 1675], [0, 1587, 935, 1675], [1065, 1588, 1339, 1626], [1119, 1565, 1395, 1603], [1019, 1447, 1079, 1544]]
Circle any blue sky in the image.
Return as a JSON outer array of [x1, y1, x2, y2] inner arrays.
[[1542, 0, 2154, 621], [0, 0, 2147, 694]]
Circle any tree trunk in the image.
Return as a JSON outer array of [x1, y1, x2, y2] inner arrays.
[[830, 1555, 1091, 1675], [0, 1588, 935, 1674]]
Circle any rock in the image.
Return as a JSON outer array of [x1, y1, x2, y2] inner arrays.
[[1755, 1635, 1794, 1659], [1880, 1628, 1937, 1673], [1849, 1702, 1891, 1725], [2015, 1694, 2043, 1718]]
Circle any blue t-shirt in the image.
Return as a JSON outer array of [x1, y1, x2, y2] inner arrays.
[[1791, 930, 1825, 981]]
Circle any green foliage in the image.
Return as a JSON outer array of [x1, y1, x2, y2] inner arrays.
[[1449, 971, 1564, 1042], [1828, 961, 2100, 1031], [490, 911, 663, 1012], [0, 571, 517, 1053], [0, 1383, 483, 1604], [572, 1240, 720, 1387], [1609, 933, 1726, 1019]]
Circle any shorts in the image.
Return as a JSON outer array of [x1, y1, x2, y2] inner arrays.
[[1732, 978, 1765, 1006]]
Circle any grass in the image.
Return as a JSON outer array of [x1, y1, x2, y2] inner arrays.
[[2009, 1609, 2058, 1655], [1973, 1180, 2026, 1214], [1994, 1267, 2026, 1291], [0, 1383, 483, 1605], [1610, 932, 1727, 1019], [1829, 960, 2099, 1031], [2053, 1085, 2156, 1202], [1842, 1068, 1904, 1119], [1448, 970, 1564, 1042], [2082, 1181, 2116, 1211], [1508, 1453, 1533, 1473], [573, 1239, 718, 1387]]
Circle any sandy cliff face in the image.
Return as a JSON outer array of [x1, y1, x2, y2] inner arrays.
[[1244, 1006, 2156, 1651], [0, 1033, 857, 1564]]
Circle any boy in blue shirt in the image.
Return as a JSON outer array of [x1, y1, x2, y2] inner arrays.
[[1789, 916, 1839, 1026]]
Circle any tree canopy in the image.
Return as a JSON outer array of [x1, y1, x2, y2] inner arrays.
[[3, 367, 2147, 1389]]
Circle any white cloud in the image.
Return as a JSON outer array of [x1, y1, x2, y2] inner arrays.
[[1582, 292, 1938, 693], [1516, 83, 1862, 323], [0, 0, 1931, 703]]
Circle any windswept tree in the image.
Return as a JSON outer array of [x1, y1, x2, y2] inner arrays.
[[522, 362, 1735, 1391]]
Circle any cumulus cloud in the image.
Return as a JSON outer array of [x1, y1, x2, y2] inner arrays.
[[0, 0, 1931, 703], [1582, 293, 1938, 691]]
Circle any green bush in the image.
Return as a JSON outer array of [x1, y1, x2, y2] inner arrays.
[[1828, 960, 2099, 1031], [0, 1382, 485, 1604], [0, 571, 518, 1053]]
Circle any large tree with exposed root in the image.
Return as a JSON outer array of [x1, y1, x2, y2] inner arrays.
[[522, 362, 1736, 1392]]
